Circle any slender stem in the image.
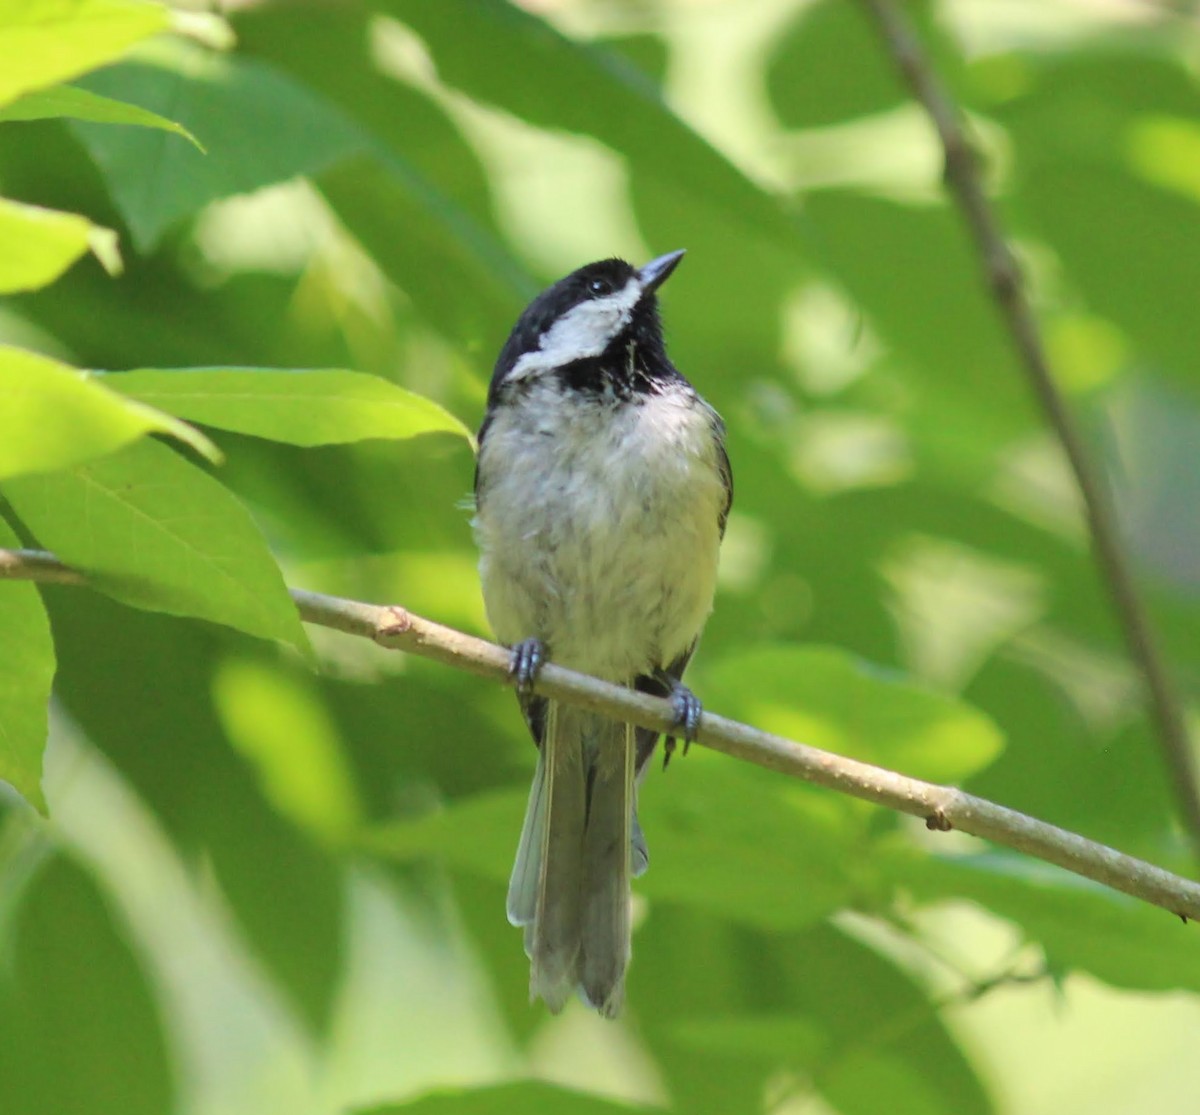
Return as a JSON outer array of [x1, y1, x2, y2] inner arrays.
[[858, 0, 1200, 858], [4, 546, 1200, 921]]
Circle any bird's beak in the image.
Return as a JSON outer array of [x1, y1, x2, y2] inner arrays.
[[639, 249, 686, 294]]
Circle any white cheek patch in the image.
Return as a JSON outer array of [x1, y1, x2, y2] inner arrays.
[[506, 277, 642, 384]]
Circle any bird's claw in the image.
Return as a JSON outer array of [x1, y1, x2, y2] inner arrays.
[[509, 637, 546, 696], [662, 682, 701, 769]]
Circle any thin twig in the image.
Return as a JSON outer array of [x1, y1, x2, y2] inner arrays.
[[858, 0, 1200, 859], [3, 545, 1200, 921]]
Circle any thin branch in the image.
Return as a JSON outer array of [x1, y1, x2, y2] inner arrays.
[[858, 0, 1200, 859], [3, 546, 1200, 921]]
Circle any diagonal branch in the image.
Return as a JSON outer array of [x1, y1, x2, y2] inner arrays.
[[3, 545, 1200, 921], [858, 0, 1200, 860]]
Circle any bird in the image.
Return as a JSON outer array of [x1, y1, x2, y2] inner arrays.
[[473, 249, 732, 1017]]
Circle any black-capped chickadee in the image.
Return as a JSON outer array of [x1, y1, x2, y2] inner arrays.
[[473, 250, 732, 1016]]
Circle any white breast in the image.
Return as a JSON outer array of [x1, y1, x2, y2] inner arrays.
[[475, 381, 726, 683]]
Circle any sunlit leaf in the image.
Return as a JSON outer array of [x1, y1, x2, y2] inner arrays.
[[1, 438, 308, 652], [703, 644, 1004, 784], [0, 82, 202, 149], [104, 367, 473, 445], [0, 517, 53, 813], [0, 0, 167, 108], [0, 345, 217, 479], [212, 657, 361, 845], [0, 197, 115, 293]]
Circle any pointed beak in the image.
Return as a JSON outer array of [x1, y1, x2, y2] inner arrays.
[[638, 249, 686, 294]]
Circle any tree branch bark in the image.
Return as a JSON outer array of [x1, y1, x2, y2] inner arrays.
[[858, 0, 1200, 860], [3, 545, 1199, 922]]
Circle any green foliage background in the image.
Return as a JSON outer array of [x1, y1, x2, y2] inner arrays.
[[2, 1, 1200, 1113]]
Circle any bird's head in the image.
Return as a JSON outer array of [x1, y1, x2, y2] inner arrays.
[[492, 250, 685, 393]]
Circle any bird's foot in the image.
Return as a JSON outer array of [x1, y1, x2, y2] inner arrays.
[[509, 637, 547, 697], [661, 678, 702, 770]]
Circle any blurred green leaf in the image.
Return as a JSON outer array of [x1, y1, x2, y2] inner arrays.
[[995, 50, 1200, 390], [1, 438, 308, 651], [0, 344, 217, 478], [0, 517, 53, 812], [387, 0, 800, 251], [364, 787, 521, 882], [44, 588, 343, 1032], [1018, 162, 1200, 385], [0, 196, 113, 292], [0, 851, 173, 1115], [357, 1082, 666, 1115], [801, 191, 1037, 478], [634, 916, 994, 1115], [73, 38, 367, 251], [232, 2, 537, 349], [232, 2, 515, 250], [104, 366, 473, 445], [891, 846, 1200, 994], [637, 757, 857, 929], [965, 655, 1178, 862], [0, 82, 202, 149], [778, 922, 994, 1115], [669, 1012, 825, 1062], [213, 656, 361, 845], [704, 645, 1004, 785], [319, 154, 530, 352], [766, 0, 946, 128], [0, 0, 167, 108]]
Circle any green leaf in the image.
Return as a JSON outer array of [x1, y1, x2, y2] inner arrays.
[[0, 851, 174, 1115], [0, 344, 218, 479], [0, 517, 54, 812], [0, 83, 203, 149], [704, 644, 1004, 785], [356, 1082, 666, 1115], [0, 438, 309, 652], [72, 38, 366, 251], [0, 0, 168, 108], [890, 847, 1200, 995], [0, 196, 117, 293], [103, 367, 473, 445]]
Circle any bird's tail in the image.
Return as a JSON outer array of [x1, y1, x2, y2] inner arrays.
[[506, 701, 639, 1016]]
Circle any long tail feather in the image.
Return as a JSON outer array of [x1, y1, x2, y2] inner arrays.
[[579, 719, 635, 1016], [507, 702, 638, 1015]]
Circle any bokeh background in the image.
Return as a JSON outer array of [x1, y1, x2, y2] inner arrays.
[[3, 1, 1200, 1113]]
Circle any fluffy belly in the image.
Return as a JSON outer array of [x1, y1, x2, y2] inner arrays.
[[476, 390, 724, 682]]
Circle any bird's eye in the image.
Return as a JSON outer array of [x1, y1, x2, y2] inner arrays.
[[588, 278, 611, 296]]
